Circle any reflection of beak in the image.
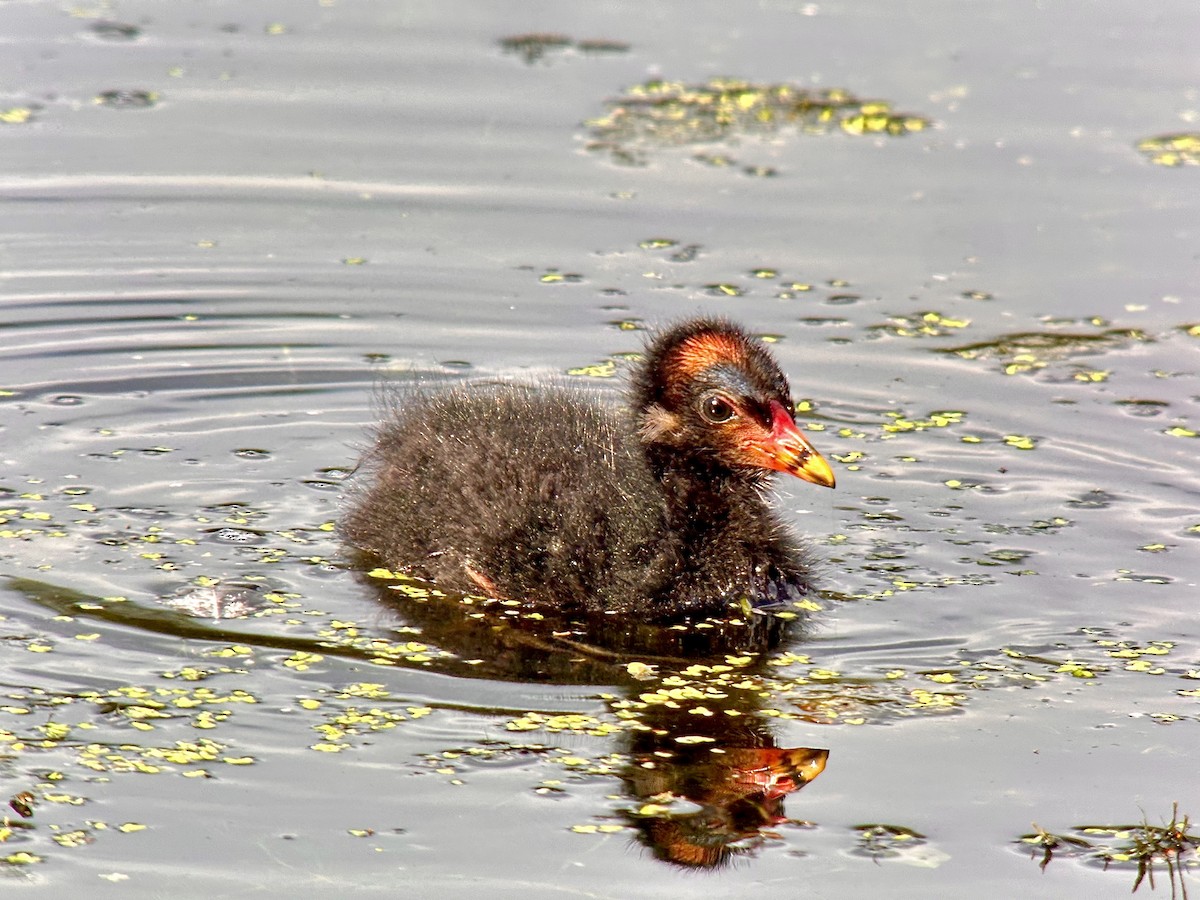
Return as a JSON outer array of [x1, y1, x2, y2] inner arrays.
[[758, 400, 836, 488], [725, 746, 830, 800]]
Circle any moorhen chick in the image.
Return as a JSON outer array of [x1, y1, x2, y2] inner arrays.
[[343, 318, 835, 622]]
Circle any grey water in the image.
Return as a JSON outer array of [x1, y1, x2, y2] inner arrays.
[[0, 1, 1197, 896]]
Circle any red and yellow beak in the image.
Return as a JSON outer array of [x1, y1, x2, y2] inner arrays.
[[752, 400, 836, 488]]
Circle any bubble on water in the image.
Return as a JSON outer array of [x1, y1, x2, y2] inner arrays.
[[162, 584, 263, 619], [208, 528, 264, 545]]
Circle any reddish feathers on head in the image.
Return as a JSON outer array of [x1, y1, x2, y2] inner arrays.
[[670, 331, 751, 385], [631, 318, 835, 488], [632, 317, 784, 412]]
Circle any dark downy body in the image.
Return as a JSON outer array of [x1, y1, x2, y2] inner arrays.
[[343, 318, 835, 622]]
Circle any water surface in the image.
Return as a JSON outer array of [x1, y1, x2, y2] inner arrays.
[[1, 1, 1197, 896]]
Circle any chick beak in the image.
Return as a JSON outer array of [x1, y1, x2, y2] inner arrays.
[[761, 400, 836, 488]]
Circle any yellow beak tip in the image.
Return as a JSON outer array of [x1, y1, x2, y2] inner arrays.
[[799, 457, 836, 489]]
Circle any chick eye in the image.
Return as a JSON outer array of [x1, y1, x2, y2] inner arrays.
[[700, 393, 737, 424]]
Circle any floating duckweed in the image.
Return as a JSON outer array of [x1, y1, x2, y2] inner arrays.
[[311, 705, 411, 748], [1096, 639, 1173, 660], [567, 359, 618, 378], [1136, 132, 1200, 166], [387, 581, 442, 600], [882, 409, 965, 433], [871, 311, 970, 339], [41, 792, 85, 805], [1124, 660, 1166, 675], [1055, 662, 1097, 678], [52, 830, 92, 848], [705, 283, 744, 297], [587, 78, 930, 165], [768, 651, 812, 666], [941, 327, 1150, 375], [3, 852, 42, 865], [503, 712, 618, 736], [1003, 434, 1038, 450], [626, 661, 657, 679], [0, 107, 34, 124], [282, 651, 324, 671], [206, 644, 255, 659], [842, 107, 928, 136], [1006, 355, 1048, 375], [571, 823, 627, 835], [76, 738, 226, 774], [907, 689, 962, 709], [635, 802, 673, 817]]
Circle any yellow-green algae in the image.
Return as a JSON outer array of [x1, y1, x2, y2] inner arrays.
[[0, 108, 34, 125], [939, 324, 1152, 375], [1136, 132, 1200, 166], [302, 682, 433, 753], [2, 562, 1197, 872], [586, 78, 930, 166], [870, 311, 971, 339]]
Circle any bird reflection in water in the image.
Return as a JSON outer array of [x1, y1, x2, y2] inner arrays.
[[355, 570, 830, 870], [626, 744, 828, 868], [617, 667, 828, 869]]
